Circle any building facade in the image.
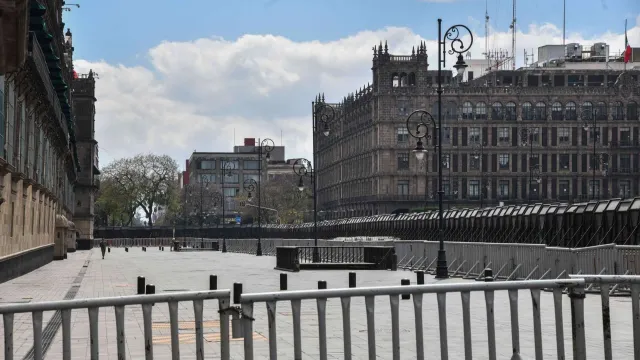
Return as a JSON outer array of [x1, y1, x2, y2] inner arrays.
[[0, 0, 82, 282], [72, 70, 99, 244], [316, 42, 640, 218]]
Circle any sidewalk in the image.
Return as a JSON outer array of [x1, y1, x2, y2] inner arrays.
[[0, 247, 636, 359]]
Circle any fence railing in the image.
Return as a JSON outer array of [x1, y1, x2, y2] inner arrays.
[[0, 290, 232, 360]]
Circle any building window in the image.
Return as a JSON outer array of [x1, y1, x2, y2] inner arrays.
[[505, 102, 517, 120], [499, 154, 509, 169], [462, 102, 473, 119], [620, 180, 631, 198], [475, 102, 487, 120], [223, 188, 238, 197], [225, 173, 239, 183], [498, 127, 510, 143], [628, 101, 639, 120], [469, 180, 480, 197], [244, 174, 260, 183], [558, 127, 570, 143], [588, 180, 600, 197], [200, 160, 215, 169], [499, 180, 509, 197], [620, 128, 631, 146], [613, 101, 624, 120], [552, 102, 563, 120], [199, 174, 216, 183], [559, 180, 570, 199], [398, 100, 408, 115], [470, 155, 480, 170], [522, 102, 533, 120], [492, 102, 504, 120], [243, 160, 260, 170], [396, 127, 409, 143], [595, 102, 607, 120], [620, 154, 631, 172], [221, 160, 239, 170], [582, 102, 593, 120], [397, 152, 409, 170], [397, 180, 409, 195], [534, 102, 547, 120], [469, 127, 480, 143], [442, 154, 450, 169], [565, 102, 577, 120], [559, 154, 570, 170]]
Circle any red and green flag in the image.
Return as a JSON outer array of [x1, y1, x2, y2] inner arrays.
[[624, 20, 632, 63]]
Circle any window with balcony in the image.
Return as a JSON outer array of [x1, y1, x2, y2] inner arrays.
[[475, 102, 487, 120], [505, 102, 517, 121], [559, 180, 570, 199], [462, 102, 473, 119], [620, 154, 631, 172], [499, 180, 509, 197], [470, 155, 480, 170], [565, 102, 577, 120], [595, 102, 607, 120], [397, 152, 409, 170], [534, 102, 547, 120], [582, 102, 593, 120], [620, 128, 631, 146], [620, 180, 631, 198], [469, 127, 480, 143], [492, 102, 504, 120], [397, 180, 409, 195], [396, 127, 409, 143], [443, 154, 450, 169], [559, 127, 570, 144], [200, 160, 215, 169], [628, 101, 639, 120], [243, 160, 260, 170], [499, 154, 509, 169], [469, 180, 480, 197], [522, 102, 533, 120], [499, 127, 509, 143], [613, 101, 624, 120], [559, 154, 570, 170], [588, 180, 600, 197], [589, 154, 601, 171], [552, 102, 563, 120]]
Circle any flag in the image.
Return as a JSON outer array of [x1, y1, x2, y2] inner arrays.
[[624, 20, 632, 63]]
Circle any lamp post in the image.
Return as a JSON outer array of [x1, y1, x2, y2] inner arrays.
[[520, 126, 539, 203], [243, 178, 260, 254], [255, 138, 274, 256], [582, 108, 599, 200], [293, 158, 319, 262], [432, 19, 473, 279], [220, 159, 236, 253]]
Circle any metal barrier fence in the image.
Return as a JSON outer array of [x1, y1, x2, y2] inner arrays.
[[0, 290, 232, 360]]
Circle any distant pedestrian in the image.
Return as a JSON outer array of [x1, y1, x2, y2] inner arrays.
[[100, 240, 107, 259]]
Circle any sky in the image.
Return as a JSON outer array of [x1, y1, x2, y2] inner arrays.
[[63, 0, 640, 170]]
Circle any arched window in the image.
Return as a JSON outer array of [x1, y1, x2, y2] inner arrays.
[[392, 73, 400, 87], [628, 101, 639, 120], [522, 102, 533, 120], [408, 73, 416, 86], [400, 73, 408, 87], [492, 102, 504, 120], [612, 101, 624, 120], [462, 102, 473, 119], [595, 102, 607, 120], [505, 102, 517, 120], [446, 102, 458, 120], [565, 102, 577, 120], [475, 102, 487, 120], [582, 102, 593, 120], [534, 102, 547, 121], [552, 102, 563, 120]]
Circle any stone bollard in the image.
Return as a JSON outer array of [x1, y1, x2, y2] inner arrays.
[[416, 270, 425, 285], [401, 279, 410, 300], [280, 273, 287, 291], [318, 280, 327, 290], [137, 276, 146, 295], [210, 275, 217, 290], [348, 272, 357, 288], [484, 268, 494, 282]]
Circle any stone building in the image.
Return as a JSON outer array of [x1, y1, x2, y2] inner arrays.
[[316, 42, 640, 217], [0, 0, 82, 282]]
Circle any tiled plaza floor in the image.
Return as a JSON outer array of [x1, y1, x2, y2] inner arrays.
[[0, 247, 636, 359]]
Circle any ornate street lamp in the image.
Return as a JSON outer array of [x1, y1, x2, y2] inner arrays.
[[254, 138, 274, 256], [220, 159, 237, 253], [244, 178, 257, 202], [293, 157, 318, 262]]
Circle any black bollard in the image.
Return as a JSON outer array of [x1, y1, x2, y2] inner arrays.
[[484, 268, 494, 282], [280, 273, 288, 291], [137, 276, 146, 295], [125, 247, 129, 252], [416, 271, 425, 285], [108, 248, 111, 253], [318, 280, 327, 290], [233, 283, 243, 304], [348, 272, 357, 288], [210, 275, 218, 290], [401, 279, 410, 300], [146, 284, 155, 294]]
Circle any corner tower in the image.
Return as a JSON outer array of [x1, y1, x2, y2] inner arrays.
[[371, 41, 430, 93]]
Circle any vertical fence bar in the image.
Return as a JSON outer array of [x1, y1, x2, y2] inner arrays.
[[142, 303, 154, 360], [340, 297, 352, 360], [570, 286, 587, 360], [193, 299, 204, 360], [390, 294, 400, 360], [530, 289, 543, 360], [632, 284, 640, 360], [219, 297, 230, 360], [115, 305, 126, 360], [437, 292, 448, 360], [365, 295, 376, 360], [243, 303, 255, 360], [266, 301, 278, 360], [3, 313, 13, 360], [168, 301, 180, 360], [291, 299, 302, 360], [32, 311, 43, 360], [88, 307, 99, 360], [552, 288, 565, 360], [61, 309, 71, 360], [460, 291, 472, 360], [412, 293, 425, 360], [600, 283, 612, 360], [507, 289, 520, 359], [317, 297, 328, 360], [484, 290, 496, 360]]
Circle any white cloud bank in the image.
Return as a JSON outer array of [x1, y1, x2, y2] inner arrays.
[[74, 15, 640, 169]]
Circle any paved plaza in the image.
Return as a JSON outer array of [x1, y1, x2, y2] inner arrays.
[[0, 247, 636, 359]]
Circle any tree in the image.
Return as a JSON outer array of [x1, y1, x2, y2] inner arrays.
[[236, 175, 312, 224], [94, 176, 138, 226], [179, 181, 223, 226], [98, 154, 179, 227]]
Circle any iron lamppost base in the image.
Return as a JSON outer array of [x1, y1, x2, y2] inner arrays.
[[256, 242, 263, 256], [312, 247, 320, 263], [434, 249, 449, 279]]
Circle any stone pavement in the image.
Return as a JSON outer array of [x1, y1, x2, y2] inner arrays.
[[0, 247, 635, 359]]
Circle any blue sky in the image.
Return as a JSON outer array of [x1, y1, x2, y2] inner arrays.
[[66, 0, 639, 66]]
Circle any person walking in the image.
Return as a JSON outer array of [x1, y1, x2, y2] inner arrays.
[[100, 240, 107, 259]]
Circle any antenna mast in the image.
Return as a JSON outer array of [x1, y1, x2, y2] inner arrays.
[[563, 0, 566, 46], [485, 0, 490, 71], [510, 0, 517, 70]]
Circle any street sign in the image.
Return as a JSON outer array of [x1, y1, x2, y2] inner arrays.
[[235, 215, 242, 224]]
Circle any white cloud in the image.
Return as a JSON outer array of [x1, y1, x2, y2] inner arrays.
[[75, 15, 640, 170]]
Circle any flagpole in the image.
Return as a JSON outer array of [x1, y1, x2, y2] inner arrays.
[[625, 19, 628, 71]]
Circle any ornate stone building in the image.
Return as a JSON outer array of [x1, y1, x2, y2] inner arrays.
[[316, 42, 640, 217], [0, 0, 82, 282]]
